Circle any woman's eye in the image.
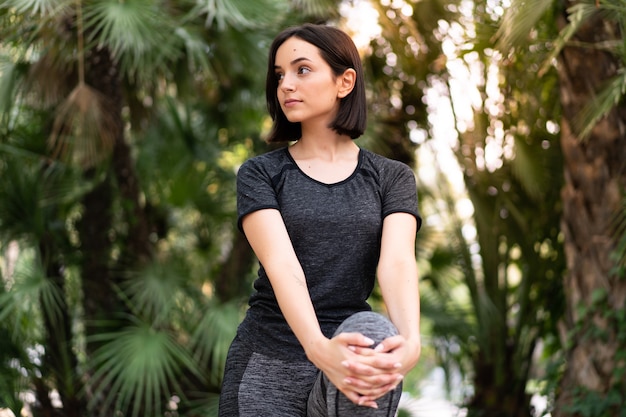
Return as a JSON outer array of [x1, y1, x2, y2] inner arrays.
[[298, 66, 311, 75], [276, 73, 284, 81]]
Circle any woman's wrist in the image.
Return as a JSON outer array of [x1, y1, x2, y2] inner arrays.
[[303, 333, 330, 364], [404, 336, 422, 367]]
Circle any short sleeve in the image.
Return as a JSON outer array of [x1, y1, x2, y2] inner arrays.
[[382, 162, 422, 231], [236, 158, 280, 232]]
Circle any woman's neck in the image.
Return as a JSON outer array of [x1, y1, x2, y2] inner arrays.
[[294, 126, 358, 162], [288, 134, 360, 184]]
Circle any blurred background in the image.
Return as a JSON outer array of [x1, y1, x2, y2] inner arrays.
[[1, 0, 625, 416]]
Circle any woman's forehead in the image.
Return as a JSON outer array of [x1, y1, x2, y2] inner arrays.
[[275, 37, 322, 64]]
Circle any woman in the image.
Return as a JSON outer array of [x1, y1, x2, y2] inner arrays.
[[219, 23, 422, 416]]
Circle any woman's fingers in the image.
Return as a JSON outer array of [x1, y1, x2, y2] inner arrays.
[[341, 361, 403, 399], [335, 332, 376, 348], [341, 379, 401, 406], [342, 352, 402, 374], [341, 389, 379, 409], [344, 373, 403, 392], [374, 335, 404, 352], [325, 333, 410, 408]]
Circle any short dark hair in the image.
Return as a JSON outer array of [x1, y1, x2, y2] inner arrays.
[[265, 23, 367, 143]]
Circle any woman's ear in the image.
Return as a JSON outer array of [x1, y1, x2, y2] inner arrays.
[[337, 68, 356, 98]]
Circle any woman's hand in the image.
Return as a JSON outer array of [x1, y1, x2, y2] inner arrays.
[[343, 334, 420, 402], [349, 334, 421, 377], [306, 332, 407, 408]]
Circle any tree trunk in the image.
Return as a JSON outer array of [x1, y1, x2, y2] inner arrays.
[[37, 242, 85, 417], [84, 46, 153, 265], [214, 230, 256, 301], [467, 348, 532, 417], [554, 2, 626, 415], [78, 44, 154, 416]]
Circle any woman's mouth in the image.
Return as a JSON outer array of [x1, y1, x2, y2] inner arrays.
[[284, 99, 301, 107]]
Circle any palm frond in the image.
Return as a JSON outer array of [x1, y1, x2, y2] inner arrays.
[[121, 259, 189, 325], [173, 26, 213, 75], [0, 149, 95, 256], [610, 191, 626, 275], [25, 51, 76, 109], [88, 319, 202, 417], [510, 135, 547, 200], [0, 325, 27, 417], [1, 0, 71, 16], [83, 0, 179, 74], [1, 9, 78, 109], [290, 0, 339, 18], [493, 0, 553, 53], [591, 0, 626, 31], [0, 251, 63, 335], [180, 392, 220, 416], [0, 55, 22, 122], [421, 245, 464, 294], [0, 161, 46, 240], [48, 82, 117, 168], [538, 1, 599, 76], [193, 0, 288, 30], [0, 255, 47, 416], [575, 68, 626, 139], [39, 162, 101, 207], [420, 289, 475, 342], [189, 300, 240, 385]]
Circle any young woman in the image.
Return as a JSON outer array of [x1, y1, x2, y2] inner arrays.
[[218, 23, 422, 416]]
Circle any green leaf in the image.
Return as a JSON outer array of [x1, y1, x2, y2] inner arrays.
[[1, 0, 71, 16], [0, 160, 46, 240], [539, 2, 599, 76], [510, 135, 547, 201], [494, 0, 553, 53], [174, 26, 213, 74], [576, 69, 626, 139], [190, 300, 240, 384], [590, 288, 607, 305], [0, 255, 63, 334], [122, 259, 189, 324], [83, 0, 179, 74], [192, 0, 288, 30], [0, 55, 21, 119], [88, 319, 202, 417]]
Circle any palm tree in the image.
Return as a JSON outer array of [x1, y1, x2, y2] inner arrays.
[[351, 2, 569, 415], [493, 0, 626, 414], [0, 1, 340, 416]]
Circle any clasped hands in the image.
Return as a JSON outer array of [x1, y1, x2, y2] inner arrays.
[[307, 333, 421, 409]]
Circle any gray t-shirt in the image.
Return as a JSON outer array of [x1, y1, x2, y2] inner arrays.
[[236, 146, 421, 360]]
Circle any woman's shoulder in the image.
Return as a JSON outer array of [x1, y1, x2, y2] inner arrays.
[[360, 148, 414, 175], [240, 146, 290, 173]]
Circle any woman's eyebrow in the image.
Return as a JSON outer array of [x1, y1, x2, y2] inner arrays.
[[274, 57, 313, 69]]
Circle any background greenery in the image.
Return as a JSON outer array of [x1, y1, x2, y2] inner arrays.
[[0, 0, 625, 416]]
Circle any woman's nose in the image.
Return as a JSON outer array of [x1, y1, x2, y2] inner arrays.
[[280, 73, 296, 91]]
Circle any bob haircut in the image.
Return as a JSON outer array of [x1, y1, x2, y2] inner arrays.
[[265, 23, 367, 143]]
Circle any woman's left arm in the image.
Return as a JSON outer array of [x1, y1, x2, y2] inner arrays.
[[376, 211, 421, 375], [339, 211, 420, 402]]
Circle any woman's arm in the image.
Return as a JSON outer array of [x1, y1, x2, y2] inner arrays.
[[241, 208, 324, 352], [377, 212, 421, 371], [338, 211, 421, 402], [241, 208, 399, 407]]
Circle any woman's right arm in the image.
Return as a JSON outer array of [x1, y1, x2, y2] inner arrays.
[[241, 208, 326, 355], [241, 208, 400, 407]]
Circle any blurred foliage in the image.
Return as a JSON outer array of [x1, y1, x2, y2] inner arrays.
[[0, 0, 342, 415], [1, 0, 623, 416]]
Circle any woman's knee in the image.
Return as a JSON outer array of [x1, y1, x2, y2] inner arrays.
[[333, 311, 398, 344]]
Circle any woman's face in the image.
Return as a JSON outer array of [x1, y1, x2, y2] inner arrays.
[[274, 37, 344, 127]]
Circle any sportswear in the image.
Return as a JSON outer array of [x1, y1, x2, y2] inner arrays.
[[235, 146, 421, 361]]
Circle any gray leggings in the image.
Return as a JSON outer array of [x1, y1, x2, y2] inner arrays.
[[218, 311, 402, 416]]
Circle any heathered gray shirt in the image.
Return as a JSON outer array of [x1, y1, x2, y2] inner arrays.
[[236, 146, 421, 361]]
